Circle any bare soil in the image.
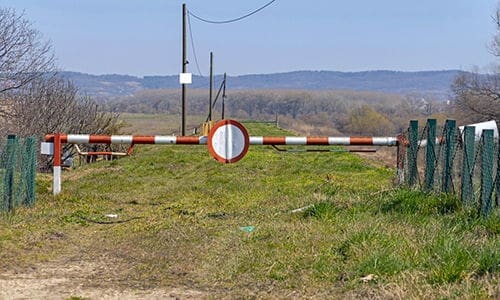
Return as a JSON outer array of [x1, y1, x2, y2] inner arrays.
[[0, 259, 205, 300]]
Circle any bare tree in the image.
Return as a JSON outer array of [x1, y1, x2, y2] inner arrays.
[[0, 76, 121, 170], [0, 7, 55, 94], [489, 3, 500, 57], [452, 4, 500, 125], [452, 72, 500, 124]]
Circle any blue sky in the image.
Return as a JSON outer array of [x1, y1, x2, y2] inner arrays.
[[1, 0, 498, 76]]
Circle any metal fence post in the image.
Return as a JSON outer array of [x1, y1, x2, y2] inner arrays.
[[396, 134, 406, 185], [441, 119, 456, 193], [424, 119, 436, 190], [497, 136, 499, 207], [460, 126, 475, 205], [480, 129, 494, 216], [407, 120, 418, 186], [3, 135, 18, 211], [24, 137, 37, 206]]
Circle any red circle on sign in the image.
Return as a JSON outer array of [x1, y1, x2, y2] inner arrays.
[[208, 119, 249, 163]]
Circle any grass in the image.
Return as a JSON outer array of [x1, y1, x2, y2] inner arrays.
[[1, 120, 498, 298]]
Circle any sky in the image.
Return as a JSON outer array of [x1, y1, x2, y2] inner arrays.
[[1, 0, 498, 76]]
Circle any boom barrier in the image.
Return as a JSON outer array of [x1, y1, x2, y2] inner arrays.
[[44, 134, 397, 147], [43, 120, 400, 195]]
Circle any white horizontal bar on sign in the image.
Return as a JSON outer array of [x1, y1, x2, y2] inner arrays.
[[286, 137, 307, 145], [67, 134, 90, 143], [328, 137, 350, 145], [154, 136, 177, 144], [111, 136, 133, 144], [249, 137, 264, 145], [372, 137, 398, 146]]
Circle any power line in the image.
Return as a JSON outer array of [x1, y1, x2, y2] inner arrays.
[[187, 12, 204, 77], [188, 0, 276, 24]]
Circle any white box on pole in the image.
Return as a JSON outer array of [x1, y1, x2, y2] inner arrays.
[[40, 142, 54, 155], [179, 73, 192, 84]]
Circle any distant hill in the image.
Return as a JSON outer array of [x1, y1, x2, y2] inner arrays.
[[61, 70, 462, 99]]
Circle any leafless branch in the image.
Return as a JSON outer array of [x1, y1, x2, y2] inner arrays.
[[0, 7, 55, 94]]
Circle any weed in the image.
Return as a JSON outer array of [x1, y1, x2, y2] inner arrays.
[[378, 189, 460, 216], [426, 236, 474, 284], [476, 246, 499, 276], [303, 201, 338, 220]]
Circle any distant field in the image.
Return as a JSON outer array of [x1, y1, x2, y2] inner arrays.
[[119, 113, 206, 135], [0, 122, 498, 298]]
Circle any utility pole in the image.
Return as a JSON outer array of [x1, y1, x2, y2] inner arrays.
[[209, 52, 213, 122], [222, 72, 226, 119], [181, 3, 187, 136]]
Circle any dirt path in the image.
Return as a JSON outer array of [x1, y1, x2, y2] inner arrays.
[[0, 260, 205, 300]]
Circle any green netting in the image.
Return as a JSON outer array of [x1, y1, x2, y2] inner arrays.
[[0, 135, 37, 212], [402, 119, 498, 217]]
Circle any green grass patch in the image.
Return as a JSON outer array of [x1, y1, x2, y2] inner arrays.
[[378, 189, 460, 216]]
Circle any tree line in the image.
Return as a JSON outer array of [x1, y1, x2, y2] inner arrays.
[[106, 88, 448, 136]]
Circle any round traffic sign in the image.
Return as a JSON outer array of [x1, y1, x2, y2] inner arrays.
[[208, 120, 249, 163]]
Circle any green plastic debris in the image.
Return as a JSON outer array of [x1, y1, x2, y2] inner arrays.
[[239, 226, 255, 233]]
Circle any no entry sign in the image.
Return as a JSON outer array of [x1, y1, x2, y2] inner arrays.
[[208, 120, 249, 163]]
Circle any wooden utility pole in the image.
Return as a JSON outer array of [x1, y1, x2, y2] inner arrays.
[[181, 3, 187, 136], [222, 73, 226, 119], [209, 52, 213, 122]]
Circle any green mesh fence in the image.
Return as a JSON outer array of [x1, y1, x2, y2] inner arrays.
[[0, 135, 37, 212], [403, 119, 499, 217]]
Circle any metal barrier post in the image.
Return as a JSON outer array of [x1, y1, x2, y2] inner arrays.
[[53, 133, 62, 195]]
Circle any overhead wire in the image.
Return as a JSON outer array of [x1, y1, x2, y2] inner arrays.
[[187, 12, 204, 77], [188, 0, 276, 24], [206, 78, 226, 122]]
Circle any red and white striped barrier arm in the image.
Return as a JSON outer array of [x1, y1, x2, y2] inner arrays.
[[45, 134, 207, 145], [249, 136, 398, 146], [45, 134, 398, 146]]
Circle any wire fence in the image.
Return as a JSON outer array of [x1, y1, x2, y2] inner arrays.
[[401, 119, 499, 217], [0, 135, 37, 212]]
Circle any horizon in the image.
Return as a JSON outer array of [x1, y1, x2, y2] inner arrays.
[[63, 68, 464, 78]]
